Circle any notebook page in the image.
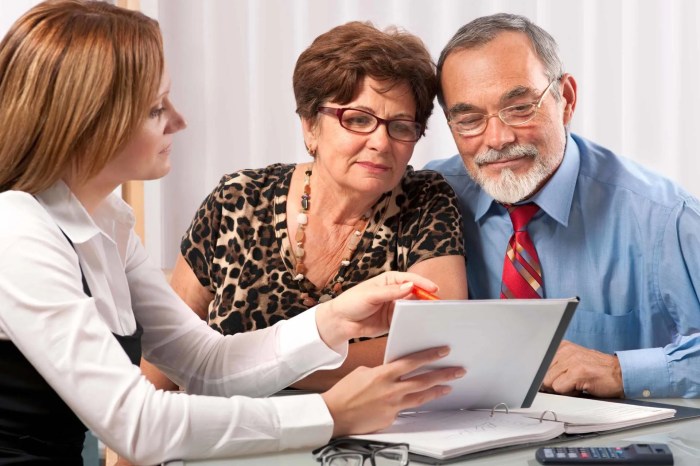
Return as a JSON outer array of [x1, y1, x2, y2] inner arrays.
[[353, 409, 565, 459], [511, 393, 675, 433]]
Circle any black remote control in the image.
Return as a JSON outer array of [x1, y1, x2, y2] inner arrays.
[[535, 443, 673, 464]]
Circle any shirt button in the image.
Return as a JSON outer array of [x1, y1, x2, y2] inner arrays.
[[642, 389, 651, 398]]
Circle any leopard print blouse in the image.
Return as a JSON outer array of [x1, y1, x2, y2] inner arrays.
[[181, 163, 465, 335]]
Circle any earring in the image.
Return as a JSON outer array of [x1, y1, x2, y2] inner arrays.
[[305, 143, 317, 157]]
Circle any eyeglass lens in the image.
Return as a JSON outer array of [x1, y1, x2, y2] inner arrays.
[[324, 445, 408, 466], [373, 445, 409, 465], [339, 109, 422, 142], [450, 103, 536, 135], [325, 452, 365, 466], [449, 79, 556, 136], [317, 440, 409, 466]]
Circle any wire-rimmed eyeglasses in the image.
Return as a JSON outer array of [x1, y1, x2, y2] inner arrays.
[[447, 79, 558, 137], [318, 106, 424, 143], [312, 438, 410, 466]]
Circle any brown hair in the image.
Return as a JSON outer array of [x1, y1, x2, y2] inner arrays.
[[0, 0, 164, 193], [293, 21, 437, 136]]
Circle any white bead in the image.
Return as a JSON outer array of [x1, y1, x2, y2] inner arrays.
[[294, 273, 304, 281], [319, 294, 332, 303], [341, 260, 350, 266], [297, 213, 308, 225], [295, 246, 305, 257]]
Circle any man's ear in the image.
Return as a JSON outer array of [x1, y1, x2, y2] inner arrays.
[[559, 73, 577, 126]]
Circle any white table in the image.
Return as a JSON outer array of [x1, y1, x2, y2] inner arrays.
[[163, 398, 700, 465]]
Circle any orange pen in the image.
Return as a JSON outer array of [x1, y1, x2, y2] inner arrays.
[[411, 285, 440, 300]]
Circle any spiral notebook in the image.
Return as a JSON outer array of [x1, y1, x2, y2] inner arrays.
[[352, 393, 679, 462], [383, 298, 579, 412]]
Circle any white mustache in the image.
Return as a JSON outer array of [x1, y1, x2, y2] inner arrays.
[[475, 145, 539, 166]]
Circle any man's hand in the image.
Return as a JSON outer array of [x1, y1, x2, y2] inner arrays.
[[541, 340, 624, 398]]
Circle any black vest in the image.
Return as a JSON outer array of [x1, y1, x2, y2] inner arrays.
[[0, 232, 142, 465]]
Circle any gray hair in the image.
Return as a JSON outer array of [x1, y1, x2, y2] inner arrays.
[[436, 13, 563, 109]]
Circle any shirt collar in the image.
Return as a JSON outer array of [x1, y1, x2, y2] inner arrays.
[[529, 133, 579, 227], [474, 133, 580, 227], [35, 180, 135, 244]]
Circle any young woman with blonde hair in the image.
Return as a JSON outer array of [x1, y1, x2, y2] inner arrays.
[[0, 1, 463, 464]]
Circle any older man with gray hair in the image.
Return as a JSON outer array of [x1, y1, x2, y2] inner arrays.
[[427, 13, 700, 399]]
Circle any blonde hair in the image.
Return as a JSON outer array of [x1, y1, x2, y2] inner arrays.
[[0, 0, 164, 193]]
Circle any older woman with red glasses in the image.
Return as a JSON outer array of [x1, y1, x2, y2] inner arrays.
[[144, 21, 467, 392]]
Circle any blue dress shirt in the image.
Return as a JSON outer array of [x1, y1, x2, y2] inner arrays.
[[426, 133, 700, 398]]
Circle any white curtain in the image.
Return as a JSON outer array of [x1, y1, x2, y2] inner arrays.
[[155, 0, 700, 268], [2, 1, 699, 268]]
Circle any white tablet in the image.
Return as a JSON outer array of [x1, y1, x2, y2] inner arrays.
[[384, 298, 578, 412]]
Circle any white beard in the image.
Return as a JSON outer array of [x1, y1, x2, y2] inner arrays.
[[469, 144, 555, 204]]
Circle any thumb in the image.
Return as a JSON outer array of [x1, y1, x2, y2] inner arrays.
[[365, 281, 414, 305]]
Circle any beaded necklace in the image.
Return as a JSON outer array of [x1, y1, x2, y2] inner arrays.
[[294, 167, 371, 306]]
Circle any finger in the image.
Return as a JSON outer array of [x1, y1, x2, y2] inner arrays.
[[400, 385, 453, 412], [543, 349, 569, 383], [543, 364, 565, 388], [363, 281, 417, 306], [398, 366, 466, 393], [549, 370, 582, 396], [381, 271, 438, 292], [539, 384, 555, 394], [541, 372, 554, 390], [554, 342, 588, 366], [383, 346, 451, 378]]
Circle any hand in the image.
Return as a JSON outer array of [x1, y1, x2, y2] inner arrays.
[[315, 271, 438, 348], [104, 447, 133, 466], [541, 340, 624, 398], [321, 346, 465, 436]]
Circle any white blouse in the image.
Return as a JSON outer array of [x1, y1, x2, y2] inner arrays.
[[0, 181, 347, 464]]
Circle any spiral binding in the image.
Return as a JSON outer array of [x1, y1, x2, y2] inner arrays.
[[489, 403, 558, 423]]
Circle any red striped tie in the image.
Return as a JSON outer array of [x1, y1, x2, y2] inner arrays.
[[500, 203, 543, 299]]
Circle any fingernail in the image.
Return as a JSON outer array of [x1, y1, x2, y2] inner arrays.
[[399, 282, 414, 291], [440, 385, 453, 395], [437, 347, 450, 357], [454, 368, 466, 379]]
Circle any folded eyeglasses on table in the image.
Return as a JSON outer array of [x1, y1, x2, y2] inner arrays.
[[312, 438, 410, 466]]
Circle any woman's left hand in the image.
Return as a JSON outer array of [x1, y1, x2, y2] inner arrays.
[[315, 271, 437, 348]]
